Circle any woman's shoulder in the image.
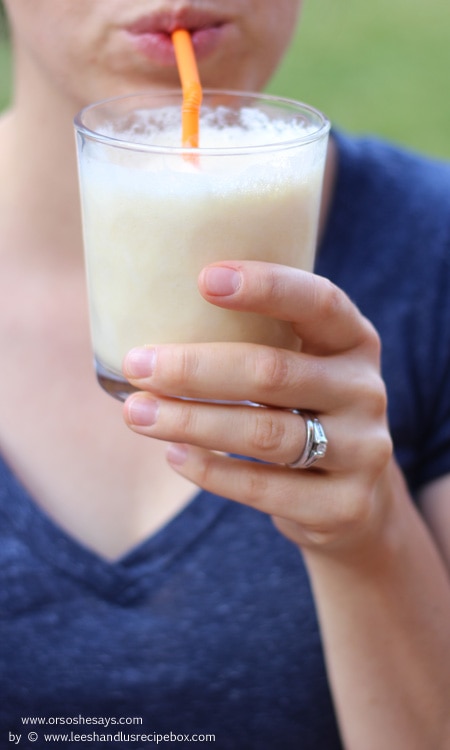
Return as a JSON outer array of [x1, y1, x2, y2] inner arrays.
[[331, 130, 450, 244], [324, 130, 450, 273], [333, 129, 450, 196]]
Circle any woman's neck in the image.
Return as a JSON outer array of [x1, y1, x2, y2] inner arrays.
[[0, 109, 82, 264], [0, 47, 87, 265]]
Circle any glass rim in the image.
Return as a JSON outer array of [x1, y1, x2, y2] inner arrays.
[[73, 88, 330, 156]]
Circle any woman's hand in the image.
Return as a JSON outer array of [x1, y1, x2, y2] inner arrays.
[[122, 261, 394, 553]]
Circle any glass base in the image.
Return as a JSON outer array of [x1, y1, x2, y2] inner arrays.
[[95, 359, 136, 402]]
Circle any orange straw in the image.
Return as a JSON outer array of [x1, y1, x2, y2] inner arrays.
[[172, 29, 203, 148]]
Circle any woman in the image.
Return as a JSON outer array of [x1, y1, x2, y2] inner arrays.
[[1, 1, 449, 748]]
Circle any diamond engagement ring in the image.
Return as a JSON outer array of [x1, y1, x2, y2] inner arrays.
[[287, 411, 328, 469]]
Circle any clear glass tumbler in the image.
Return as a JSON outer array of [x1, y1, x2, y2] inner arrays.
[[74, 90, 330, 400]]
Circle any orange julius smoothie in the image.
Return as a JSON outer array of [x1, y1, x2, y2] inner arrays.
[[75, 92, 329, 399]]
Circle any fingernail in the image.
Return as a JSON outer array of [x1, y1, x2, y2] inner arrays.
[[127, 396, 159, 426], [202, 266, 241, 296], [124, 347, 156, 379], [166, 443, 188, 466]]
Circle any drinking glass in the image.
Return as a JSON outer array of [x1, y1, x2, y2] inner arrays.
[[74, 90, 330, 400]]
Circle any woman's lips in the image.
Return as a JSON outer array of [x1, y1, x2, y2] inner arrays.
[[124, 14, 229, 66]]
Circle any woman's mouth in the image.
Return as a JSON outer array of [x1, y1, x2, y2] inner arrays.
[[124, 11, 230, 66]]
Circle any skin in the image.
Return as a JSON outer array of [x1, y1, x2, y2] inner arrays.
[[1, 1, 449, 748], [6, 0, 300, 107]]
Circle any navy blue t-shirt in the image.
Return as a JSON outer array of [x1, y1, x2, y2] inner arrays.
[[1, 132, 450, 749]]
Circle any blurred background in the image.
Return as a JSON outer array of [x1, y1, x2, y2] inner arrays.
[[0, 0, 449, 159]]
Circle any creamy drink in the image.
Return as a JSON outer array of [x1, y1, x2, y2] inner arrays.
[[75, 92, 329, 399]]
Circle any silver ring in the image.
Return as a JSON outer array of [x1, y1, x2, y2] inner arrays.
[[287, 411, 328, 469]]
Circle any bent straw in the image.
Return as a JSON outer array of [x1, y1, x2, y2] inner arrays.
[[172, 29, 203, 148]]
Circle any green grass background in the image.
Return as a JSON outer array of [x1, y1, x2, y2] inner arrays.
[[267, 0, 450, 159], [1, 0, 449, 158]]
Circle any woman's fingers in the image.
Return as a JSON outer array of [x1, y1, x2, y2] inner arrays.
[[123, 393, 388, 475], [123, 343, 371, 413], [198, 261, 379, 356], [164, 444, 378, 546], [122, 261, 382, 409], [124, 396, 313, 467]]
